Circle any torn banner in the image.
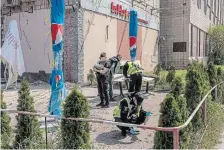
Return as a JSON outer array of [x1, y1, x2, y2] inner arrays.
[[48, 0, 66, 117], [129, 10, 138, 62], [0, 20, 24, 89], [0, 20, 25, 76]]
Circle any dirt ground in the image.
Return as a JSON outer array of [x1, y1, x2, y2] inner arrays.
[[2, 82, 167, 149]]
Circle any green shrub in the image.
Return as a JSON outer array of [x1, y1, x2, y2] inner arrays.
[[171, 77, 183, 96], [87, 69, 96, 85], [0, 90, 12, 149], [155, 72, 170, 90], [154, 63, 163, 75], [185, 61, 211, 131], [154, 77, 190, 149], [166, 65, 176, 84], [208, 25, 224, 65], [13, 79, 43, 149], [217, 67, 224, 103], [207, 62, 217, 101], [61, 88, 90, 149]]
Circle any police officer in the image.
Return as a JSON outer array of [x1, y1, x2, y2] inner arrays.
[[113, 92, 150, 136], [108, 54, 122, 101], [93, 52, 111, 108], [123, 60, 143, 92], [96, 57, 101, 96]]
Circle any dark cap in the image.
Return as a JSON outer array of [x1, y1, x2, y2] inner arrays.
[[132, 92, 144, 105]]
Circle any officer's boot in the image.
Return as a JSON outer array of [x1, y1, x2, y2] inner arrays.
[[96, 102, 104, 107], [121, 130, 127, 136]]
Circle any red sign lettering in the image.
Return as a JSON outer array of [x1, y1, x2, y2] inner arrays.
[[111, 2, 148, 25], [111, 2, 129, 20]]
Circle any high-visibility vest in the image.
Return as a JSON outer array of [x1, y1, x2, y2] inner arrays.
[[127, 61, 142, 75], [113, 98, 131, 118], [113, 97, 141, 118]]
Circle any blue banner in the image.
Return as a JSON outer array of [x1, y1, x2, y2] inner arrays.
[[129, 10, 138, 62], [48, 0, 66, 118]]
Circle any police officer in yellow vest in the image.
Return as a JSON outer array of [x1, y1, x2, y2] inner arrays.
[[123, 60, 143, 92], [113, 92, 151, 136]]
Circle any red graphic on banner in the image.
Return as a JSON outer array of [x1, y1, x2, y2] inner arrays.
[[130, 36, 137, 50], [55, 75, 61, 83], [51, 24, 63, 45]]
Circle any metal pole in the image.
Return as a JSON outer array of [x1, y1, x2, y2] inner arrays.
[[125, 80, 129, 90], [45, 117, 48, 149], [173, 129, 179, 149], [119, 82, 124, 96], [146, 82, 149, 93], [203, 99, 207, 125]]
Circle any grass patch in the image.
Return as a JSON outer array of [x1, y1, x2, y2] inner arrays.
[[144, 70, 187, 82], [175, 70, 187, 85], [144, 70, 187, 90], [216, 65, 224, 70], [198, 101, 224, 149]]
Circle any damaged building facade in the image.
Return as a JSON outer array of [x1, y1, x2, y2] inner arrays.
[[1, 0, 160, 83]]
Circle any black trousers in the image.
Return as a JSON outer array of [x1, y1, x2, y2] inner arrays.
[[97, 75, 109, 105], [135, 110, 147, 124], [115, 110, 147, 132], [129, 73, 143, 92], [115, 118, 130, 132]]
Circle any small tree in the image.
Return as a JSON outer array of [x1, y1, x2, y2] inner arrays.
[[1, 90, 12, 149], [171, 76, 183, 95], [185, 61, 211, 131], [154, 63, 162, 75], [166, 65, 176, 84], [153, 63, 162, 87], [207, 62, 217, 101], [208, 25, 224, 65], [87, 69, 96, 85], [13, 79, 42, 149], [217, 67, 224, 103], [61, 88, 90, 149], [154, 77, 190, 149]]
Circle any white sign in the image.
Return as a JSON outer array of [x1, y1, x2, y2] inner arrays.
[[0, 20, 25, 76], [81, 0, 159, 30]]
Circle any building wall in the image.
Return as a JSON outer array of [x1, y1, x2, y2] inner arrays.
[[83, 11, 117, 82], [63, 7, 84, 83], [192, 0, 224, 28], [190, 0, 213, 33], [141, 27, 158, 72], [2, 0, 159, 83], [160, 0, 190, 68], [160, 0, 224, 69], [189, 0, 224, 64], [3, 9, 53, 74], [83, 11, 158, 82]]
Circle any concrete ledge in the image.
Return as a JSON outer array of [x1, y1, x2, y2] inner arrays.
[[22, 71, 50, 83]]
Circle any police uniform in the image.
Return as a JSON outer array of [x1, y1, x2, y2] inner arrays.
[[96, 60, 111, 108], [123, 61, 143, 92], [96, 60, 101, 96], [108, 56, 120, 101], [113, 92, 147, 136]]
